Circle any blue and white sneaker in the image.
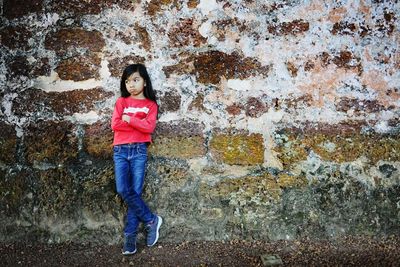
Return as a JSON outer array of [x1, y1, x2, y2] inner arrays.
[[122, 233, 137, 255], [146, 215, 163, 247]]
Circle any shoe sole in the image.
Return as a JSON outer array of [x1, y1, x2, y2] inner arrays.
[[147, 216, 163, 247], [122, 249, 137, 255]]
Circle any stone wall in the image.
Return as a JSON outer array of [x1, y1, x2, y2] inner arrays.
[[0, 0, 399, 244]]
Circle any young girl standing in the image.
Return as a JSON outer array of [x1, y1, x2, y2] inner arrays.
[[111, 63, 162, 255]]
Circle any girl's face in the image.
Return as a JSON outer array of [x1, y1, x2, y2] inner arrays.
[[125, 72, 146, 99]]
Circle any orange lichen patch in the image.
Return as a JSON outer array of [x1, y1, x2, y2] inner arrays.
[[187, 0, 199, 9], [328, 7, 347, 23], [360, 69, 398, 106], [298, 62, 357, 107], [210, 132, 264, 166], [359, 0, 371, 19], [363, 48, 374, 62], [149, 136, 206, 159], [296, 0, 324, 19], [277, 173, 307, 189]]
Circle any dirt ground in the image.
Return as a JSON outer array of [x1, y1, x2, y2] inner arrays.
[[1, 235, 399, 266]]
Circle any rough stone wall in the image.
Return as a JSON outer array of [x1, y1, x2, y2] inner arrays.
[[0, 0, 399, 243]]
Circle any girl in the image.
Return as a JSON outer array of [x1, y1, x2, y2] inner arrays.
[[111, 63, 162, 255]]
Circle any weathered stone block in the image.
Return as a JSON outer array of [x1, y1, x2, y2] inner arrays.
[[45, 28, 105, 56], [0, 26, 32, 50], [159, 91, 181, 113], [134, 23, 152, 51], [8, 56, 31, 77], [213, 17, 249, 42], [282, 94, 313, 110], [56, 54, 101, 81], [163, 51, 270, 85], [226, 103, 244, 116], [245, 97, 268, 118], [36, 169, 78, 217], [83, 121, 113, 159], [286, 61, 298, 77], [277, 173, 307, 189], [81, 164, 122, 221], [149, 135, 204, 159], [149, 159, 191, 189], [193, 51, 270, 85], [32, 58, 51, 76], [149, 121, 205, 159], [0, 169, 30, 216], [13, 88, 112, 116], [200, 173, 282, 205], [25, 120, 78, 165], [274, 123, 400, 167], [210, 131, 264, 165], [332, 21, 357, 35], [318, 50, 362, 74], [188, 93, 208, 113], [168, 18, 206, 47], [3, 0, 42, 19], [268, 19, 309, 35], [0, 122, 17, 164], [336, 97, 384, 113], [146, 0, 175, 16], [107, 55, 145, 78], [187, 0, 199, 9], [47, 0, 117, 15], [331, 10, 396, 37]]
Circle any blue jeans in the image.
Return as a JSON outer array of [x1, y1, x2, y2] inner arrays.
[[113, 143, 155, 235]]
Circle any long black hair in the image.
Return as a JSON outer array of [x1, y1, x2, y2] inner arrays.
[[120, 63, 157, 102]]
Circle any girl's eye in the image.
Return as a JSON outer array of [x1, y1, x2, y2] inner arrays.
[[126, 79, 140, 83]]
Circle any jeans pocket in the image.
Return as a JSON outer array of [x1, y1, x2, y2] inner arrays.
[[137, 144, 147, 155], [113, 145, 121, 153]]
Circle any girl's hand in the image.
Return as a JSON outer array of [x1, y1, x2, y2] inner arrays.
[[122, 114, 130, 123]]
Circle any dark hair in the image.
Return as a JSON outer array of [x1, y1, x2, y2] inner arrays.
[[120, 63, 157, 102]]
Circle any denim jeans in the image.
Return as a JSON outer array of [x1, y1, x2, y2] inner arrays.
[[113, 143, 155, 235]]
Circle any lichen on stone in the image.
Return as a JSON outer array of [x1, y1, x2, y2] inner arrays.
[[210, 131, 264, 166]]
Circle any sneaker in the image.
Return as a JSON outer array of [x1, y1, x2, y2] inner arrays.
[[122, 233, 137, 255], [146, 215, 163, 247]]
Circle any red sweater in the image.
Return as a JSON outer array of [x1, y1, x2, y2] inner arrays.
[[111, 97, 158, 145]]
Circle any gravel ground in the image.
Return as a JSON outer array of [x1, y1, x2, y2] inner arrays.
[[1, 235, 399, 266]]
